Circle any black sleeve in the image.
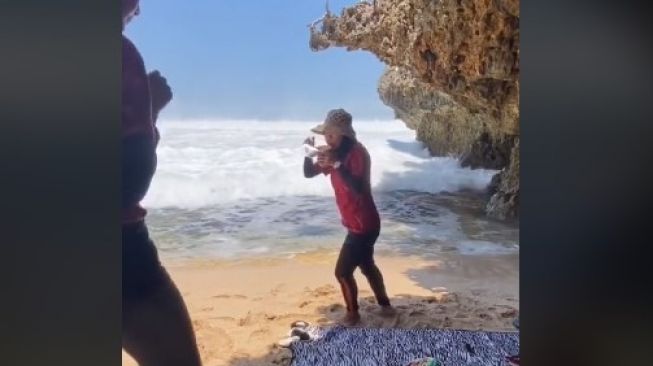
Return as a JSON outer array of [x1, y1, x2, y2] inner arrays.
[[303, 157, 321, 178]]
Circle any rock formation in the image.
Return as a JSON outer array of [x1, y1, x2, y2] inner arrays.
[[310, 0, 519, 219]]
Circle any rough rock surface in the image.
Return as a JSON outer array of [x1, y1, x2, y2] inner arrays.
[[310, 0, 519, 219], [486, 138, 519, 220], [379, 67, 515, 171]]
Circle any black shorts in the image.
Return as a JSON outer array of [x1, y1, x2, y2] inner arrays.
[[335, 231, 380, 277], [122, 221, 167, 300], [344, 231, 379, 247]]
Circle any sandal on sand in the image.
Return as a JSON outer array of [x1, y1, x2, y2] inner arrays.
[[290, 320, 310, 329], [278, 321, 312, 347], [277, 335, 300, 348], [289, 327, 311, 341]]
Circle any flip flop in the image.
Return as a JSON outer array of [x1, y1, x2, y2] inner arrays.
[[289, 327, 311, 341], [277, 335, 300, 348], [290, 320, 310, 329]]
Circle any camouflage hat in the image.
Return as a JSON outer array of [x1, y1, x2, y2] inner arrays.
[[310, 108, 356, 139]]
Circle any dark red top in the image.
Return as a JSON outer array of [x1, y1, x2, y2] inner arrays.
[[320, 142, 380, 234], [122, 35, 156, 224], [122, 36, 154, 140]]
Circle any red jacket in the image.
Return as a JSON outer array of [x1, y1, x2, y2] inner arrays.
[[319, 141, 380, 234]]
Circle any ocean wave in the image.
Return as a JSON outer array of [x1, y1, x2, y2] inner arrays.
[[142, 119, 497, 208]]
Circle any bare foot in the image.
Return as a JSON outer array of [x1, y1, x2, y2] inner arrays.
[[339, 312, 361, 327], [378, 305, 397, 317]]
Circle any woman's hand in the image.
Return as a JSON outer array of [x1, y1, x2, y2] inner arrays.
[[316, 150, 335, 168], [148, 70, 173, 115], [303, 136, 315, 146]]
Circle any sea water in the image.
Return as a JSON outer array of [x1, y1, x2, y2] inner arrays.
[[143, 120, 519, 261]]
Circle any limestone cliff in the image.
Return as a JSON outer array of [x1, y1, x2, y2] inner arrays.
[[378, 67, 515, 170], [310, 0, 519, 219]]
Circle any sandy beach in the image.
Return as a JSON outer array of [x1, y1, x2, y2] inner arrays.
[[122, 250, 519, 366]]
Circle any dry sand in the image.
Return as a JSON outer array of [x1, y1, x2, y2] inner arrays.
[[122, 250, 519, 366]]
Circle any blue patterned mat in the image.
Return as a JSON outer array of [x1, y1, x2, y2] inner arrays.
[[290, 326, 519, 366]]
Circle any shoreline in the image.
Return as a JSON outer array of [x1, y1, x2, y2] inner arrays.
[[123, 251, 518, 366]]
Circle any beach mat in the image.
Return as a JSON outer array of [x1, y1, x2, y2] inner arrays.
[[290, 326, 519, 366]]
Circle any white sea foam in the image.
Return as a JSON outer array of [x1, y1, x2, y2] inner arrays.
[[143, 119, 497, 209]]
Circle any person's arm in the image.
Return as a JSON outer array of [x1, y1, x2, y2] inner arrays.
[[148, 71, 173, 147], [148, 71, 172, 124], [336, 147, 367, 195], [122, 39, 152, 139], [304, 157, 321, 178], [303, 136, 325, 178], [122, 37, 157, 207]]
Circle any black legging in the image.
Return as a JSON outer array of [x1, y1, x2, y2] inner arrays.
[[334, 231, 391, 312], [122, 222, 202, 366]]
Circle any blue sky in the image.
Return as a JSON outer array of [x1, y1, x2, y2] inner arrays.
[[125, 0, 394, 121]]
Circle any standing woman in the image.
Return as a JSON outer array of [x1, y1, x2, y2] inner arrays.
[[122, 1, 202, 364], [303, 109, 396, 326]]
